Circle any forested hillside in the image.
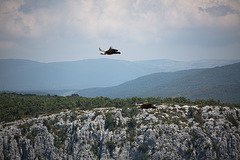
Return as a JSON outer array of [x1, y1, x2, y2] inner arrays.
[[1, 93, 238, 123], [77, 62, 240, 103]]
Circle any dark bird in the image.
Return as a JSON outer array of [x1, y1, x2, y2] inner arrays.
[[99, 47, 121, 55], [136, 103, 157, 109]]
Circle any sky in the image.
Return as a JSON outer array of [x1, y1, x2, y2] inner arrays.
[[0, 0, 240, 62]]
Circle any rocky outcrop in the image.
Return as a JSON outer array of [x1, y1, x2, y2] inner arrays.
[[0, 105, 240, 160]]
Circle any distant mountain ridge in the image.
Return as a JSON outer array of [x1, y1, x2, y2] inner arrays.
[[76, 62, 240, 103], [0, 58, 239, 94]]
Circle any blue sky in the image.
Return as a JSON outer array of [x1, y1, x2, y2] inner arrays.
[[0, 0, 240, 62]]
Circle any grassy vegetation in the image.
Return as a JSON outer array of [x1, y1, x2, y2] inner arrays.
[[0, 93, 239, 123]]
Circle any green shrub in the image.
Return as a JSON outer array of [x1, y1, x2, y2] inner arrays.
[[26, 128, 39, 144], [127, 118, 137, 131], [227, 115, 238, 127], [105, 112, 117, 131], [121, 106, 130, 117], [91, 142, 100, 156], [188, 107, 196, 118], [106, 140, 116, 156], [18, 121, 34, 136], [188, 107, 204, 125], [194, 110, 204, 125], [138, 145, 149, 153]]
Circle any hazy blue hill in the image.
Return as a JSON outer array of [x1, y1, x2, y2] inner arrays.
[[79, 69, 204, 98], [0, 59, 45, 90], [0, 58, 164, 91], [1, 58, 240, 95], [135, 59, 240, 72], [76, 62, 240, 103], [141, 63, 240, 100], [183, 83, 240, 103], [75, 69, 205, 98]]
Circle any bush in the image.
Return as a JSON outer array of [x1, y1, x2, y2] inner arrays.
[[188, 107, 196, 118], [188, 107, 204, 125], [91, 142, 100, 156], [128, 118, 137, 130], [194, 110, 204, 125], [130, 107, 139, 117], [227, 115, 238, 127], [121, 106, 130, 117], [18, 121, 34, 136], [26, 128, 39, 144], [105, 112, 117, 131], [106, 140, 116, 156], [126, 118, 137, 142], [138, 145, 149, 153]]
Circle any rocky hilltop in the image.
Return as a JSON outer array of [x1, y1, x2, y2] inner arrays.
[[1, 104, 240, 160]]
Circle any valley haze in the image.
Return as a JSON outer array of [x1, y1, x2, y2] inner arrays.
[[1, 58, 240, 103]]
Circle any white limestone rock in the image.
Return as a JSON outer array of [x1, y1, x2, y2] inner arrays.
[[0, 105, 240, 160]]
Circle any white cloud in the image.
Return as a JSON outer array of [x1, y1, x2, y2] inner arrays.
[[0, 0, 66, 38], [0, 41, 22, 51], [64, 0, 240, 41], [1, 0, 239, 40], [0, 0, 240, 62]]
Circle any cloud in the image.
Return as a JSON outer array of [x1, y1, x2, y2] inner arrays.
[[1, 0, 240, 40], [0, 41, 22, 51], [18, 0, 64, 14], [199, 5, 238, 17], [0, 0, 240, 62], [63, 0, 240, 41]]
